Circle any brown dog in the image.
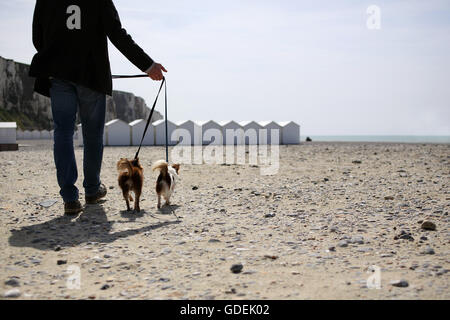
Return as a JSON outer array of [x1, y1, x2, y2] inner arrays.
[[117, 158, 144, 212]]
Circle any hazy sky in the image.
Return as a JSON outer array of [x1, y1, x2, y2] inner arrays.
[[0, 0, 449, 136]]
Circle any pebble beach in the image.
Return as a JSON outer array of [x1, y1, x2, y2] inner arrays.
[[0, 140, 449, 299]]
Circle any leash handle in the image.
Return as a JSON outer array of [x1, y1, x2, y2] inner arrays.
[[112, 74, 148, 79], [134, 77, 166, 160]]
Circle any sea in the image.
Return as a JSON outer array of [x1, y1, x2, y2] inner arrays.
[[305, 136, 450, 144]]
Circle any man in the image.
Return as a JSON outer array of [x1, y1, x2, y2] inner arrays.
[[29, 0, 167, 214]]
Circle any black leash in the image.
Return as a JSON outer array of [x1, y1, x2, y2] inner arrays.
[[112, 74, 149, 79], [112, 74, 168, 162]]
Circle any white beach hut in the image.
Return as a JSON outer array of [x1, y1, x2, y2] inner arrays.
[[279, 121, 300, 145], [23, 130, 32, 140], [239, 121, 262, 145], [40, 130, 51, 140], [220, 121, 244, 145], [75, 124, 83, 146], [175, 120, 202, 145], [130, 119, 154, 146], [16, 129, 24, 140], [197, 120, 223, 145], [0, 122, 17, 144], [154, 119, 178, 146], [31, 130, 41, 140], [258, 121, 282, 145], [104, 119, 130, 146]]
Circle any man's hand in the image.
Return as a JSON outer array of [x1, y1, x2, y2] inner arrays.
[[146, 63, 167, 81]]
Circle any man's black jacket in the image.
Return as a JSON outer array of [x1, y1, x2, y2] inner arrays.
[[29, 0, 154, 97]]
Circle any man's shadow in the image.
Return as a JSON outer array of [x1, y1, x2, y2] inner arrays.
[[8, 203, 180, 251]]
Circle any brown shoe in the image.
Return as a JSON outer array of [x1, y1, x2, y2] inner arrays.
[[64, 200, 83, 215], [85, 183, 107, 204]]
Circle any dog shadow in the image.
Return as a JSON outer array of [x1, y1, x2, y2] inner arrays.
[[119, 209, 145, 221], [157, 204, 181, 216], [8, 203, 181, 251]]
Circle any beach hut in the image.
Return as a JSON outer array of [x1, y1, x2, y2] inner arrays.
[[23, 130, 32, 139], [197, 120, 223, 145], [239, 121, 262, 145], [75, 124, 83, 146], [175, 120, 202, 145], [104, 119, 130, 146], [153, 119, 178, 146], [0, 122, 17, 144], [279, 121, 300, 144], [220, 121, 244, 145], [31, 130, 41, 140], [258, 121, 282, 145], [16, 130, 24, 140], [40, 130, 51, 140], [130, 119, 154, 146]]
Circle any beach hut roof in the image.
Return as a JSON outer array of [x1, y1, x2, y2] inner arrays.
[[218, 120, 240, 126], [129, 119, 144, 126], [105, 119, 128, 126], [278, 121, 298, 127], [175, 120, 195, 126], [239, 120, 261, 127], [0, 122, 17, 129], [258, 121, 281, 127], [195, 120, 219, 126], [153, 119, 174, 126]]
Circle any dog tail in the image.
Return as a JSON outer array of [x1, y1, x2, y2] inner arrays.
[[117, 159, 133, 176], [152, 160, 168, 176]]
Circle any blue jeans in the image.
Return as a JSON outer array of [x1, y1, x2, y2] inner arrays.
[[50, 78, 106, 202]]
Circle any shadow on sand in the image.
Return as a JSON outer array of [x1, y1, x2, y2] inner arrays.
[[8, 203, 181, 251]]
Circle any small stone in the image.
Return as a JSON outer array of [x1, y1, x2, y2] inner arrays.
[[4, 288, 21, 298], [101, 284, 110, 290], [384, 196, 395, 200], [350, 236, 364, 244], [394, 230, 414, 241], [57, 260, 67, 265], [5, 278, 20, 287], [420, 221, 436, 231], [39, 199, 58, 208], [192, 186, 199, 190], [337, 240, 348, 247], [208, 239, 221, 243], [328, 246, 336, 252], [263, 255, 278, 260], [422, 247, 435, 255], [230, 263, 243, 274], [54, 246, 62, 252], [390, 280, 409, 288], [264, 213, 276, 218], [352, 160, 362, 164]]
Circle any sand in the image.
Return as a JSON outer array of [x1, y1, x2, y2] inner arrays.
[[0, 140, 449, 299]]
